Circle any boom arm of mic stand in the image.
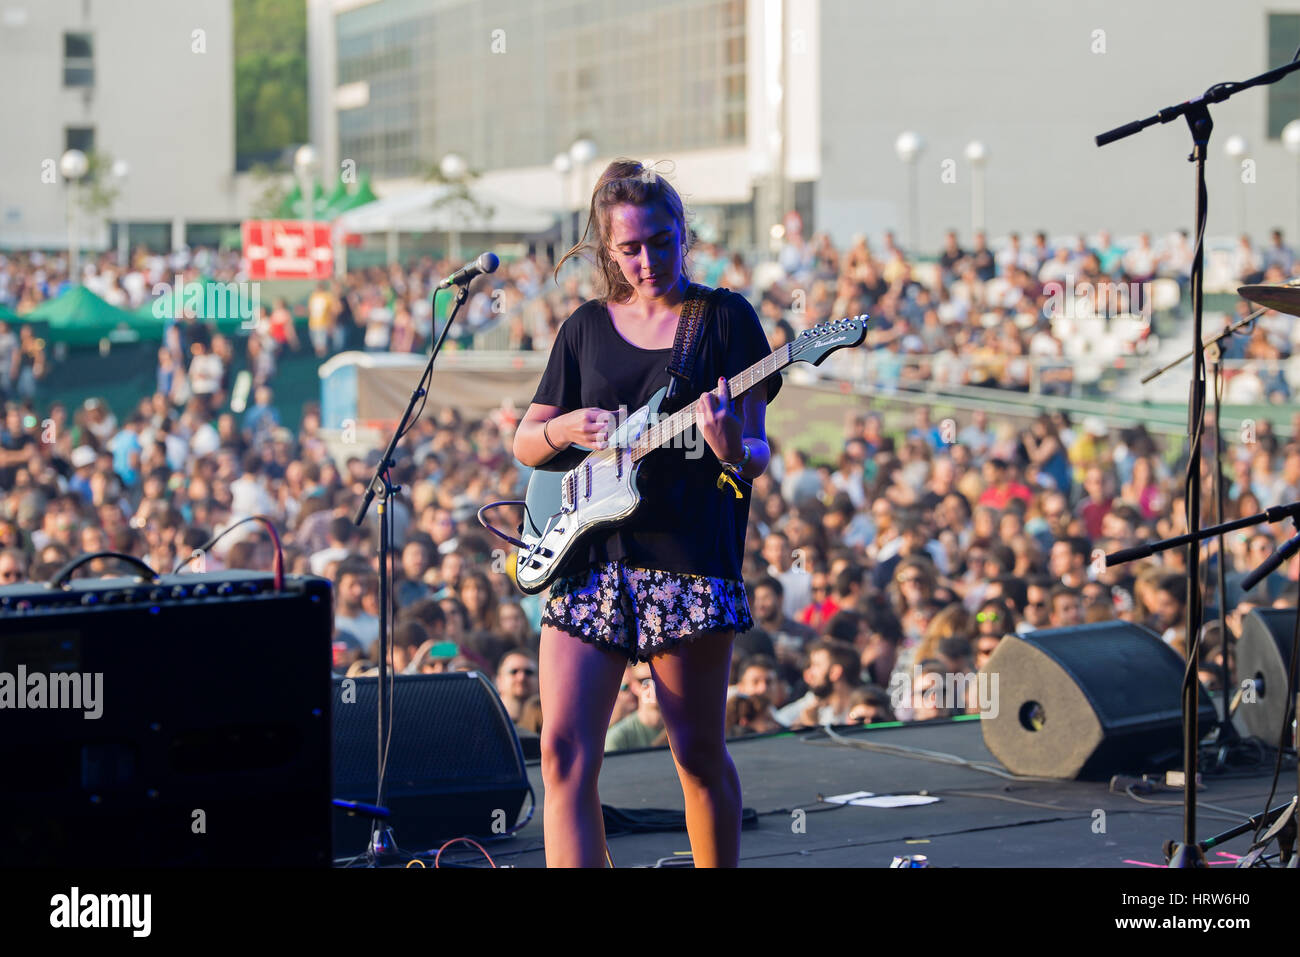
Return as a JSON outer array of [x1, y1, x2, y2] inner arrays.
[[1106, 502, 1300, 567], [1140, 307, 1262, 386]]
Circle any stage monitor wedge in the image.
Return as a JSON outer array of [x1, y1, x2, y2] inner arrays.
[[980, 621, 1217, 780]]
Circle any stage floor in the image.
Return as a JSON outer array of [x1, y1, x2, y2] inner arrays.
[[429, 716, 1295, 868]]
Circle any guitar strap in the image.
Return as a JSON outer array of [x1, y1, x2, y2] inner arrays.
[[662, 284, 748, 500], [664, 283, 728, 402]]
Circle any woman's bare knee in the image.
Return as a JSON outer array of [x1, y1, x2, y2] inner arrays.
[[667, 735, 729, 784], [541, 730, 603, 790]]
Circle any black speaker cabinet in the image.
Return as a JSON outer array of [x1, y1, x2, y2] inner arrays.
[[332, 672, 530, 856], [1236, 608, 1297, 742], [980, 621, 1217, 780], [0, 572, 333, 866]]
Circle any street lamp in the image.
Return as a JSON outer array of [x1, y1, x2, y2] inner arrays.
[[1224, 135, 1249, 238], [964, 140, 988, 235], [569, 138, 597, 241], [894, 131, 924, 253], [111, 159, 130, 267], [1282, 121, 1300, 244], [294, 143, 319, 224], [439, 152, 468, 262], [59, 148, 89, 284], [552, 151, 572, 257]]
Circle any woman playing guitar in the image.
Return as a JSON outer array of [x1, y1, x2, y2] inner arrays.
[[513, 159, 781, 867]]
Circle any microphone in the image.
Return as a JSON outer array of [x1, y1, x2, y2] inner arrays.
[[438, 251, 499, 289], [1240, 528, 1300, 593]]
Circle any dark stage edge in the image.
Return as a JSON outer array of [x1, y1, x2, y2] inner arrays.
[[401, 717, 1295, 868]]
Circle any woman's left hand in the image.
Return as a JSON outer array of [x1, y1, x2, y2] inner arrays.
[[696, 376, 744, 464]]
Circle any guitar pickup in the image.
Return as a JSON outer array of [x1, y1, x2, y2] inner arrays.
[[616, 449, 623, 479], [562, 472, 576, 512], [583, 461, 592, 500]]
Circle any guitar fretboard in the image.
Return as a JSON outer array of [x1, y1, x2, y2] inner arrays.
[[629, 342, 793, 464]]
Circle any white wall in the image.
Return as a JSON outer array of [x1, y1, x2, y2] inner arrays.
[[0, 0, 236, 250]]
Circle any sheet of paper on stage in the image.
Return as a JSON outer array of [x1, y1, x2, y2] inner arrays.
[[824, 791, 940, 807], [824, 791, 875, 804], [853, 795, 941, 807]]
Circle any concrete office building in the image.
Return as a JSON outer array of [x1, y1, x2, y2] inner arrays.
[[0, 0, 249, 253], [309, 0, 1300, 254]]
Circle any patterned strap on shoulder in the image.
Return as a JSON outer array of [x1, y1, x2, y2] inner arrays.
[[665, 283, 711, 397]]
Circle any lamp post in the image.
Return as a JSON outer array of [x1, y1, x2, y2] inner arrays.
[[59, 149, 88, 285], [294, 144, 319, 222], [111, 159, 130, 268], [439, 152, 468, 263], [964, 140, 988, 236], [1283, 121, 1300, 245], [294, 143, 321, 276], [1224, 135, 1248, 238], [553, 151, 572, 259], [569, 138, 597, 242], [894, 131, 924, 253]]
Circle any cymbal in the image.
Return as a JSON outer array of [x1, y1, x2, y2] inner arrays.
[[1238, 283, 1300, 316]]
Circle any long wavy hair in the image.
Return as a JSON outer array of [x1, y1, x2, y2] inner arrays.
[[554, 158, 692, 304]]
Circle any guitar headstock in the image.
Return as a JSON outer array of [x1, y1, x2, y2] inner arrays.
[[789, 314, 870, 366]]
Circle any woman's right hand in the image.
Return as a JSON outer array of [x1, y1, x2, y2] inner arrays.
[[554, 408, 619, 450]]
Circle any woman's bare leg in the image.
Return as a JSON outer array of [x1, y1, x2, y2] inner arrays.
[[649, 629, 741, 867], [537, 624, 627, 867]]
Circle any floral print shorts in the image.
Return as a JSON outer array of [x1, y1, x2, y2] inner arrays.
[[541, 561, 753, 663]]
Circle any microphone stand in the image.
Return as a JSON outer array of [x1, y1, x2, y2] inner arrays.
[[1140, 313, 1263, 769], [1106, 499, 1300, 863], [1096, 52, 1300, 868], [351, 280, 471, 864]]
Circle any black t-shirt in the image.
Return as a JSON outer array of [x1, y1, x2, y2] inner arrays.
[[530, 289, 782, 580]]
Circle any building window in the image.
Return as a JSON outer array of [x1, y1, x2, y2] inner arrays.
[[65, 127, 95, 154], [64, 32, 94, 87]]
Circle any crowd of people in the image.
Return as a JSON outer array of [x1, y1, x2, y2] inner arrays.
[[2, 224, 1298, 404], [1, 225, 1298, 754]]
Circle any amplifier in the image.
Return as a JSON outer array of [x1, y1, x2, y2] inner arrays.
[[0, 571, 334, 867]]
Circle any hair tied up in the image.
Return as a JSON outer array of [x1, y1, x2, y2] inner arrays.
[[554, 157, 692, 303]]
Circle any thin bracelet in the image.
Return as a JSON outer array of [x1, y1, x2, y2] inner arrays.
[[543, 418, 562, 452]]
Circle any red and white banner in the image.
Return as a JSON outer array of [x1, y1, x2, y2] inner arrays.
[[242, 220, 334, 280]]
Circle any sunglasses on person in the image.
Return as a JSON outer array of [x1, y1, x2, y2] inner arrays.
[[506, 667, 536, 677], [976, 610, 1003, 623]]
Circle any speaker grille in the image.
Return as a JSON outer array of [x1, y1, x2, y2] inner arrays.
[[1019, 622, 1191, 728], [333, 672, 526, 793]]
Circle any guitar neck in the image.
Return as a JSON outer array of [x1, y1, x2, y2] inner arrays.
[[630, 342, 793, 464]]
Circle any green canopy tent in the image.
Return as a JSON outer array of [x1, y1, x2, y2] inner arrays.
[[0, 302, 22, 323], [332, 174, 378, 214], [321, 177, 351, 219], [272, 174, 377, 221], [24, 286, 144, 347], [275, 182, 303, 219], [133, 277, 260, 335], [284, 182, 327, 220]]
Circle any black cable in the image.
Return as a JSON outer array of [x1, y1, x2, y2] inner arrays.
[[50, 551, 158, 587], [1171, 145, 1211, 849], [172, 514, 285, 589]]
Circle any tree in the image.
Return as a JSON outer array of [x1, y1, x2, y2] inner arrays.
[[233, 0, 307, 165]]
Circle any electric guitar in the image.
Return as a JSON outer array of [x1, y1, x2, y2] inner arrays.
[[489, 315, 869, 595]]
